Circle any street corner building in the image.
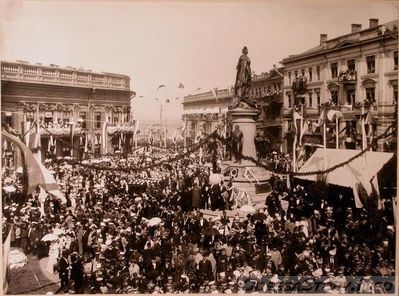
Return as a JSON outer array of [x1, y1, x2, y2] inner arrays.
[[1, 60, 136, 165], [280, 19, 398, 157]]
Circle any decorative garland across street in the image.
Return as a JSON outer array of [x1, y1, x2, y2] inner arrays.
[[213, 123, 395, 177], [57, 130, 218, 172], [52, 123, 395, 179]]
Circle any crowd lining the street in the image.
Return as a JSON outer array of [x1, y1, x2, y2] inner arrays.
[[2, 145, 396, 294]]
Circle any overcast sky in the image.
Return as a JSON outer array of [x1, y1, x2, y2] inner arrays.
[[1, 0, 398, 124]]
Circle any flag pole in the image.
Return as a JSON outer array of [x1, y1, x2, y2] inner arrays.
[[361, 104, 366, 150], [323, 110, 327, 172], [292, 112, 297, 173], [336, 116, 339, 150]]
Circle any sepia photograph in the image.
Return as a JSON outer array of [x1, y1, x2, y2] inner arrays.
[[0, 0, 398, 294]]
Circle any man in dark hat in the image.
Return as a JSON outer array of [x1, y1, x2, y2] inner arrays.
[[59, 251, 70, 292]]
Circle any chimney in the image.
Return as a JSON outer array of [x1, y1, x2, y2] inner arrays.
[[320, 34, 327, 45], [369, 18, 379, 28], [351, 24, 362, 33]]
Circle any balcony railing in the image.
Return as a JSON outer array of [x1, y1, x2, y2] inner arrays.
[[291, 75, 307, 94], [107, 123, 136, 134], [338, 70, 357, 83], [41, 125, 82, 136], [1, 62, 130, 90]]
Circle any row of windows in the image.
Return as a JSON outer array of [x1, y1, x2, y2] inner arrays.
[[23, 111, 126, 129], [287, 85, 398, 108], [288, 66, 321, 84], [250, 83, 282, 97], [287, 51, 398, 83]]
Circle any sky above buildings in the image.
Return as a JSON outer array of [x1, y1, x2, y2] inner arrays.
[[1, 0, 398, 125]]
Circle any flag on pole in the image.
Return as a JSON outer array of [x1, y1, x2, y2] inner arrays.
[[84, 133, 88, 153], [291, 109, 303, 134], [212, 87, 219, 102], [178, 83, 184, 89], [157, 84, 166, 90], [299, 121, 309, 146], [101, 117, 108, 154], [1, 130, 61, 195]]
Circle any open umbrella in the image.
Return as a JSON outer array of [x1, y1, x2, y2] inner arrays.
[[240, 205, 256, 213], [209, 174, 222, 185], [64, 156, 72, 160], [3, 185, 16, 193], [41, 233, 59, 242], [148, 217, 162, 227]]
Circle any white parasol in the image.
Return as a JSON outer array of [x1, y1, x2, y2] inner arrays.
[[3, 185, 16, 193], [209, 174, 222, 185], [41, 233, 59, 242], [239, 205, 256, 213], [148, 217, 162, 227]]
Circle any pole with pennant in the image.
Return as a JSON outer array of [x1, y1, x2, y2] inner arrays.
[[361, 104, 367, 150], [322, 108, 327, 171], [336, 116, 339, 150]]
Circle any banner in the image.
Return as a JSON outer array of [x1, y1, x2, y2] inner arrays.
[[3, 225, 13, 294]]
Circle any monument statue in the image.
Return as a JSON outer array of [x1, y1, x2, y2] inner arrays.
[[231, 124, 244, 164], [229, 46, 259, 110]]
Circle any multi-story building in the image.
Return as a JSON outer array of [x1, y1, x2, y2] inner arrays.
[[250, 65, 284, 150], [281, 18, 398, 155], [1, 60, 135, 160], [182, 88, 231, 146], [182, 66, 284, 150]]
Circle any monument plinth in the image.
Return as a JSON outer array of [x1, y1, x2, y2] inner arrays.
[[221, 46, 272, 201], [223, 108, 272, 199], [229, 108, 258, 165]]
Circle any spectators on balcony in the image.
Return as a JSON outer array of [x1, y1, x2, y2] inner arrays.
[[338, 69, 357, 82]]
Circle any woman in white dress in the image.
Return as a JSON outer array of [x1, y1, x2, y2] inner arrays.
[[46, 239, 60, 274]]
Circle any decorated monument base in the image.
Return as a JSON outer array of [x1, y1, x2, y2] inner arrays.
[[222, 107, 273, 199]]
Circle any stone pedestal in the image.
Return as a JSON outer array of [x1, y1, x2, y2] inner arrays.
[[222, 108, 273, 200], [229, 108, 258, 165]]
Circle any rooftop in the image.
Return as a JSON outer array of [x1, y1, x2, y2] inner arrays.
[[281, 19, 398, 64], [1, 60, 131, 91]]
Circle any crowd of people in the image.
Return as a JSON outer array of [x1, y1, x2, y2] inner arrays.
[[2, 144, 396, 294]]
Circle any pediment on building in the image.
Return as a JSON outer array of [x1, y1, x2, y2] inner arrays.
[[327, 82, 340, 91], [333, 40, 358, 49], [269, 69, 284, 79], [361, 78, 377, 87]]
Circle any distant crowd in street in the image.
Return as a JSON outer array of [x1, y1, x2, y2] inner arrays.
[[1, 145, 396, 294]]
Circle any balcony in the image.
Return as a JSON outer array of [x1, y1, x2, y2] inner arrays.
[[338, 70, 357, 83], [40, 123, 82, 136], [107, 122, 136, 134], [291, 75, 307, 94], [1, 61, 130, 91]]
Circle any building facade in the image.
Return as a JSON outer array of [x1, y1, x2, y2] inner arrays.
[[1, 60, 135, 161], [250, 66, 284, 151], [281, 19, 398, 155], [182, 67, 284, 152], [182, 88, 231, 146]]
